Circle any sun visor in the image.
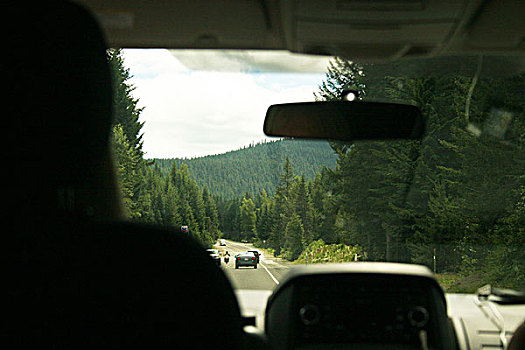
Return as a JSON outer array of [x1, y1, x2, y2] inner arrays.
[[280, 0, 482, 61]]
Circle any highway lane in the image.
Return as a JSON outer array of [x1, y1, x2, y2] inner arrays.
[[214, 239, 292, 328], [213, 242, 525, 338], [215, 239, 291, 291]]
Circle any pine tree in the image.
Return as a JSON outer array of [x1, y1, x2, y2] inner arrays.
[[283, 214, 305, 260], [290, 176, 314, 246], [255, 190, 272, 244], [107, 49, 149, 220], [111, 124, 142, 219], [314, 57, 366, 102], [267, 158, 295, 254], [202, 186, 219, 241], [107, 49, 145, 154], [239, 196, 257, 241]]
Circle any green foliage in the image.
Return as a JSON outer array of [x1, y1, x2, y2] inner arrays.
[[152, 139, 337, 199], [306, 57, 524, 288], [112, 124, 142, 218], [107, 49, 145, 155], [107, 49, 217, 247], [108, 48, 524, 289], [314, 57, 366, 101], [240, 57, 525, 292], [295, 240, 363, 264], [282, 214, 304, 260], [471, 183, 525, 290], [239, 196, 257, 241], [108, 48, 149, 220]]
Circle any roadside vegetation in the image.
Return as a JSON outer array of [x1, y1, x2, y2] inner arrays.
[[435, 273, 490, 293], [110, 48, 524, 291], [294, 240, 363, 264]]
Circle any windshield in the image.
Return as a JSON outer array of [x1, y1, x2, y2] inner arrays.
[[110, 49, 524, 294]]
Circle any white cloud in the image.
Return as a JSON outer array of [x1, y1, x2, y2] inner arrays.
[[123, 49, 189, 78], [122, 49, 326, 158]]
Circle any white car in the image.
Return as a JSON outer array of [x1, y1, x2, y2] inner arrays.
[[206, 249, 221, 266]]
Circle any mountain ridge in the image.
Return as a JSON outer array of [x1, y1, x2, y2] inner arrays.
[[151, 139, 337, 198]]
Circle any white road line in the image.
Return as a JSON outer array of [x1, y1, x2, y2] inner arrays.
[[260, 262, 280, 285], [222, 239, 282, 284]]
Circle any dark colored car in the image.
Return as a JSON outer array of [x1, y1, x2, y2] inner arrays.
[[235, 252, 257, 269], [247, 250, 260, 264], [206, 249, 221, 266]]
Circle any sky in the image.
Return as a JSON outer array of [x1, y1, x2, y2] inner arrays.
[[121, 49, 331, 159]]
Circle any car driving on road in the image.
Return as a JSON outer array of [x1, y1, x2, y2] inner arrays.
[[206, 249, 221, 266], [248, 250, 260, 264], [235, 252, 258, 269]]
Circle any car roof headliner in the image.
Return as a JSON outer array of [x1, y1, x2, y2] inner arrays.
[[76, 0, 525, 63]]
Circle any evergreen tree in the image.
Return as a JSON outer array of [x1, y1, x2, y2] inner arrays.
[[107, 49, 149, 220], [107, 49, 145, 154], [267, 158, 295, 254], [290, 176, 313, 246], [107, 48, 524, 288], [111, 124, 141, 218], [202, 186, 219, 241], [283, 214, 305, 260], [153, 139, 337, 199], [239, 197, 257, 241], [255, 190, 272, 244], [314, 57, 366, 102]]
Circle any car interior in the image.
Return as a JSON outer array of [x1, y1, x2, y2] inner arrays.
[[4, 2, 244, 349], [3, 1, 525, 349]]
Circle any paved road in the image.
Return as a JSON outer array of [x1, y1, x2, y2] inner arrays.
[[214, 240, 291, 291], [213, 244, 525, 337], [214, 239, 292, 328]]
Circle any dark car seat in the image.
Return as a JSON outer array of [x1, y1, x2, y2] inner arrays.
[[2, 1, 244, 348]]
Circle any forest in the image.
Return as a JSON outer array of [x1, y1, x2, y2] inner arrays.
[[109, 49, 524, 291], [152, 139, 337, 198]]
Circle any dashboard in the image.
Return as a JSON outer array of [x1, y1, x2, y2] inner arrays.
[[264, 263, 456, 350]]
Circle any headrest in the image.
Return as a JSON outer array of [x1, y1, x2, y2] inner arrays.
[[4, 1, 113, 188]]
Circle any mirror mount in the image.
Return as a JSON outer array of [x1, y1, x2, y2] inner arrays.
[[341, 89, 360, 101]]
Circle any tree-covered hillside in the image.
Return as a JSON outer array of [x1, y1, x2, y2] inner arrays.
[[110, 48, 524, 291], [151, 139, 337, 198], [220, 57, 525, 291]]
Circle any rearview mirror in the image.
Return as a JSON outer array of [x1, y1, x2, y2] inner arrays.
[[263, 101, 424, 141]]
